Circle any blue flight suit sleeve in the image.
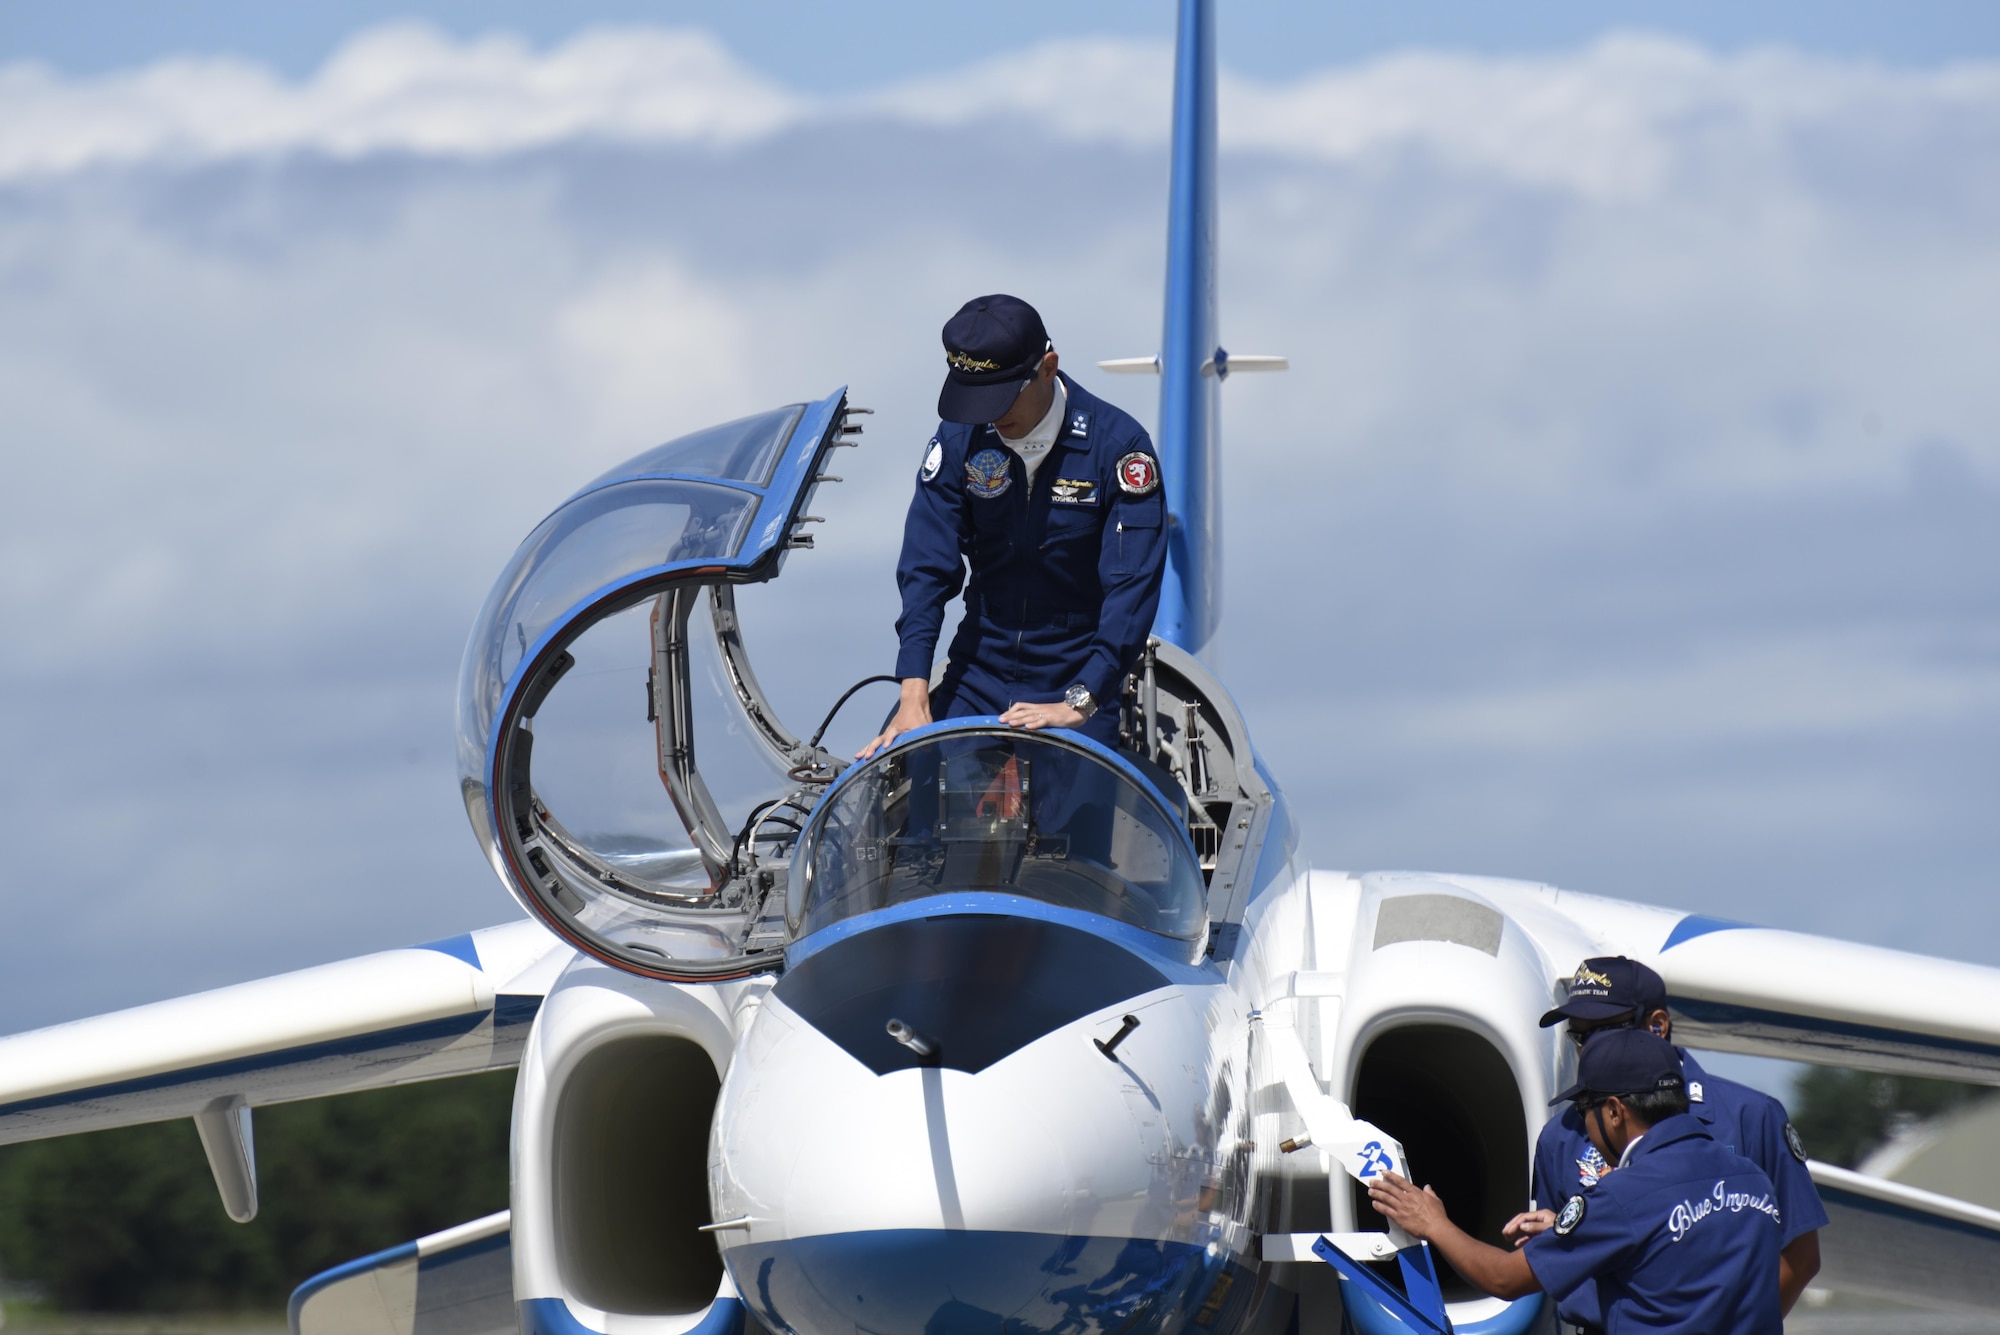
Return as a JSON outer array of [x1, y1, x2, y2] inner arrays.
[[894, 432, 968, 682], [1525, 1191, 1639, 1321], [1741, 1097, 1829, 1245], [1532, 1115, 1568, 1213], [1075, 434, 1166, 703]]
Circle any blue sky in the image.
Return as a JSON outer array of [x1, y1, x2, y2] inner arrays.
[[6, 0, 2000, 83], [0, 7, 1995, 1116]]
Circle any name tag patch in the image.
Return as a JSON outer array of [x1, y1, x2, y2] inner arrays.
[[1050, 477, 1097, 505]]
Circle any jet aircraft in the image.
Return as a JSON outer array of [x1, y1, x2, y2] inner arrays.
[[5, 3, 2000, 1333]]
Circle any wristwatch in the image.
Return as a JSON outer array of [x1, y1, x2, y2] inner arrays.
[[1063, 684, 1097, 719]]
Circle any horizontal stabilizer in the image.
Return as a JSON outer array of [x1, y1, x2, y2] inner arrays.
[[290, 1210, 513, 1335], [1212, 353, 1287, 375], [1095, 353, 1289, 377], [0, 918, 568, 1145], [1810, 1162, 2000, 1313]]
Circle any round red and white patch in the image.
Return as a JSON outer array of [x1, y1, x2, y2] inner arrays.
[[1116, 451, 1159, 496]]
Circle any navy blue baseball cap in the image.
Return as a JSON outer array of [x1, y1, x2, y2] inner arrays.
[[938, 294, 1051, 424], [1539, 955, 1668, 1028], [1551, 1028, 1685, 1106]]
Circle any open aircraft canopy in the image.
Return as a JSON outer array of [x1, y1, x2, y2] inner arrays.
[[456, 390, 862, 980]]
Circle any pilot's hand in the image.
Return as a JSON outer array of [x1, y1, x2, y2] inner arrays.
[[1502, 1209, 1556, 1247], [1366, 1171, 1449, 1242], [857, 679, 933, 760], [1000, 701, 1085, 731]]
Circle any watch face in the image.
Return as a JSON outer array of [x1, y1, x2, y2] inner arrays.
[[1065, 686, 1092, 715]]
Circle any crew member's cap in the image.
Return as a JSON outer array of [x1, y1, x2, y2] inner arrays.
[[1538, 955, 1667, 1029], [1551, 1027, 1684, 1106], [938, 294, 1051, 424]]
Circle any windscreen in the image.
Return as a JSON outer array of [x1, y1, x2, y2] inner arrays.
[[790, 729, 1206, 941]]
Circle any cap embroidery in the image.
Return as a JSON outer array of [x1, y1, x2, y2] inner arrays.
[[946, 350, 1003, 372]]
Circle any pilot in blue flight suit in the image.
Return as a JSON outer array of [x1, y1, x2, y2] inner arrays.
[[860, 294, 1166, 758], [1523, 956, 1826, 1328], [1369, 1028, 1784, 1335]]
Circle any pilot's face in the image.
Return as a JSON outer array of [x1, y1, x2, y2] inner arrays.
[[992, 351, 1060, 437]]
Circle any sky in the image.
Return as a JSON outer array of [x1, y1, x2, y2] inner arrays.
[[0, 5, 1996, 1111]]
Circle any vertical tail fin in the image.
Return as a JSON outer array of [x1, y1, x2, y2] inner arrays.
[[1154, 0, 1220, 658], [1102, 0, 1286, 658]]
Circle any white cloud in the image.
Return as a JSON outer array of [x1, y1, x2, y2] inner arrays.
[[9, 25, 2000, 206], [0, 23, 800, 177]]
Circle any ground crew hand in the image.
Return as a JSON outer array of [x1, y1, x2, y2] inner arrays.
[[999, 701, 1085, 730], [1502, 1210, 1556, 1247], [858, 679, 933, 760], [1368, 1171, 1450, 1241], [1369, 1171, 1543, 1301]]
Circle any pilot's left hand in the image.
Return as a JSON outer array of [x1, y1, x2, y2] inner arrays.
[[1000, 701, 1085, 730]]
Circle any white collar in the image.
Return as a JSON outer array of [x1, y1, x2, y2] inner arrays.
[[995, 378, 1066, 455], [1617, 1132, 1647, 1168]]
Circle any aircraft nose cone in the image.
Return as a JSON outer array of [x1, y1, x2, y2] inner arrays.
[[730, 1230, 1216, 1335], [710, 913, 1237, 1335]]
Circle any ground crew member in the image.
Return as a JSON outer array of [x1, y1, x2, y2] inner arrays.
[[1369, 1028, 1784, 1335], [1528, 956, 1825, 1320], [860, 294, 1166, 757]]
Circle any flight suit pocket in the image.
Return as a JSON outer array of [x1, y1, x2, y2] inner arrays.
[[1041, 505, 1098, 549], [1111, 514, 1161, 575]]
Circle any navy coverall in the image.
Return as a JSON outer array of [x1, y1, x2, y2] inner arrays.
[[1525, 1113, 1784, 1334], [1533, 1050, 1825, 1334], [893, 374, 1166, 745]]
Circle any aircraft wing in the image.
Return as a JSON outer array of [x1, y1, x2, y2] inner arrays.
[[0, 917, 568, 1150], [1464, 878, 2000, 1083]]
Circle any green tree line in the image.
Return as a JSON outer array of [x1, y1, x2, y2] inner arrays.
[[0, 1071, 513, 1312], [1789, 1065, 1991, 1168]]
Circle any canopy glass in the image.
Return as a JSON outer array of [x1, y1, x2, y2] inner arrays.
[[788, 728, 1208, 943]]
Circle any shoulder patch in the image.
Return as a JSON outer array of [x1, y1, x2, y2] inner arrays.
[[1554, 1194, 1587, 1237], [1785, 1122, 1808, 1164], [964, 447, 1013, 499], [920, 438, 943, 482], [1115, 450, 1159, 496], [1068, 409, 1091, 438], [1688, 1081, 1704, 1103]]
